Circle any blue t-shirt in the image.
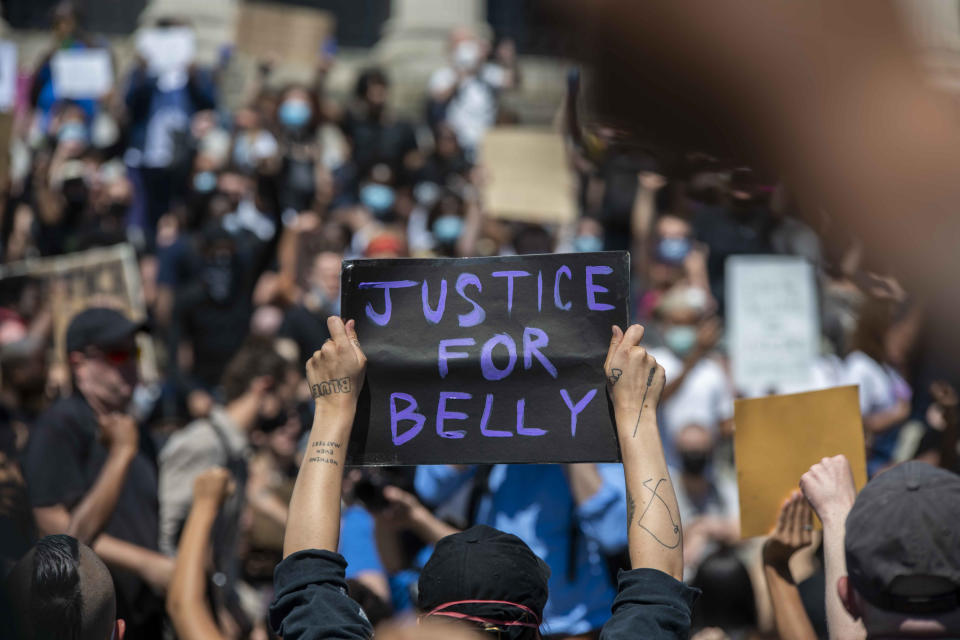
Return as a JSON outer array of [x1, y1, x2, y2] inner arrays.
[[416, 464, 627, 635]]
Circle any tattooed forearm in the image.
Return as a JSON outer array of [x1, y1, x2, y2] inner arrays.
[[632, 367, 658, 437], [637, 477, 681, 549], [311, 377, 352, 398], [608, 368, 623, 386], [307, 440, 342, 465], [626, 489, 636, 526]]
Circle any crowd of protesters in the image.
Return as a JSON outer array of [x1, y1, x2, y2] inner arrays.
[[0, 3, 959, 640]]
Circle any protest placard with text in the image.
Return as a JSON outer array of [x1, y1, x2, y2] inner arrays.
[[726, 255, 819, 395], [340, 252, 629, 465], [51, 48, 113, 100]]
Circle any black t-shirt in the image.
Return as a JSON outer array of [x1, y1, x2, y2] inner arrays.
[[342, 110, 418, 177], [21, 394, 163, 638], [693, 203, 774, 309], [279, 303, 332, 366]]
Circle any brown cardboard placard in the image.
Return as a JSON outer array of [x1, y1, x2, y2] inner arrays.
[[734, 385, 868, 538], [480, 127, 576, 225], [235, 2, 335, 66]]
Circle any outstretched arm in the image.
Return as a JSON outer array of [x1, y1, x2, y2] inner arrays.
[[606, 324, 683, 580], [167, 468, 234, 640], [762, 492, 817, 640], [283, 316, 367, 558], [800, 456, 865, 640]]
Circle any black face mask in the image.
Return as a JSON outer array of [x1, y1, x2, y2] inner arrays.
[[679, 450, 710, 476]]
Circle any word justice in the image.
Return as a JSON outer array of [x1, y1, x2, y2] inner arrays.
[[386, 387, 600, 446], [357, 264, 615, 327]]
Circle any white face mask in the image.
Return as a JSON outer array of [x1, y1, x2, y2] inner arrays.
[[453, 41, 482, 71]]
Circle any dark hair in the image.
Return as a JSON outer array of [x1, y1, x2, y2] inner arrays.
[[29, 535, 83, 640], [220, 336, 289, 402], [691, 547, 757, 633], [355, 68, 389, 100]]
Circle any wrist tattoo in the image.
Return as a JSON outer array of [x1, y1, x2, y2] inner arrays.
[[307, 440, 342, 465], [311, 377, 351, 398]]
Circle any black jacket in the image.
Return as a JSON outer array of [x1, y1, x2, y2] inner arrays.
[[270, 548, 699, 639]]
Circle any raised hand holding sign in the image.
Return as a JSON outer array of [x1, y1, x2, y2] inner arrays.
[[340, 252, 629, 465]]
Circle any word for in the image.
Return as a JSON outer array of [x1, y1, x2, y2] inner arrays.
[[312, 377, 352, 398], [358, 265, 615, 327], [387, 388, 599, 445], [438, 327, 556, 381]]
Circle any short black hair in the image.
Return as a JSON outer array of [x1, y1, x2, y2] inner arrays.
[[355, 68, 389, 99], [4, 535, 116, 640], [25, 535, 83, 640], [221, 336, 290, 402]]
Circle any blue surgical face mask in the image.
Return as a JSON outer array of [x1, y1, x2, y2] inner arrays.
[[664, 325, 698, 357], [657, 236, 692, 265], [279, 99, 312, 129], [433, 214, 463, 244], [360, 183, 395, 215], [58, 121, 88, 145], [573, 234, 604, 253], [193, 171, 217, 193]]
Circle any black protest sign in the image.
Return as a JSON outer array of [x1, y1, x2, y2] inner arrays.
[[340, 251, 630, 465]]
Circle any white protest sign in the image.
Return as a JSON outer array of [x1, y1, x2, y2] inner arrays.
[[726, 255, 819, 395], [136, 28, 195, 74], [0, 41, 17, 112], [51, 49, 113, 99]]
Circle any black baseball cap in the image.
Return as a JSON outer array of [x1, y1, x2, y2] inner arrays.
[[65, 307, 144, 354], [845, 461, 960, 615], [419, 525, 550, 634]]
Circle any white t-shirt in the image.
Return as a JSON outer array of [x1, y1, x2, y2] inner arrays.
[[429, 63, 507, 151], [844, 350, 910, 415], [650, 347, 735, 439]]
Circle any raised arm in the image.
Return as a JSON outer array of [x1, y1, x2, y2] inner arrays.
[[283, 316, 367, 558], [762, 492, 817, 640], [800, 455, 865, 640], [606, 324, 682, 579], [166, 468, 235, 640]]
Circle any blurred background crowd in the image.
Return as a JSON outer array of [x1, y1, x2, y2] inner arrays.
[[0, 1, 958, 640]]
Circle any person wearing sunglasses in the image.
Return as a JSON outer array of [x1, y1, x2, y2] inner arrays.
[[20, 307, 171, 640], [269, 318, 697, 639]]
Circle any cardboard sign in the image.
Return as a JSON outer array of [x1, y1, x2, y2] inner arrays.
[[480, 128, 577, 225], [235, 2, 335, 65], [136, 28, 196, 74], [340, 252, 629, 465], [0, 244, 157, 383], [726, 255, 819, 395], [734, 386, 868, 539], [51, 49, 113, 99], [0, 41, 17, 112]]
